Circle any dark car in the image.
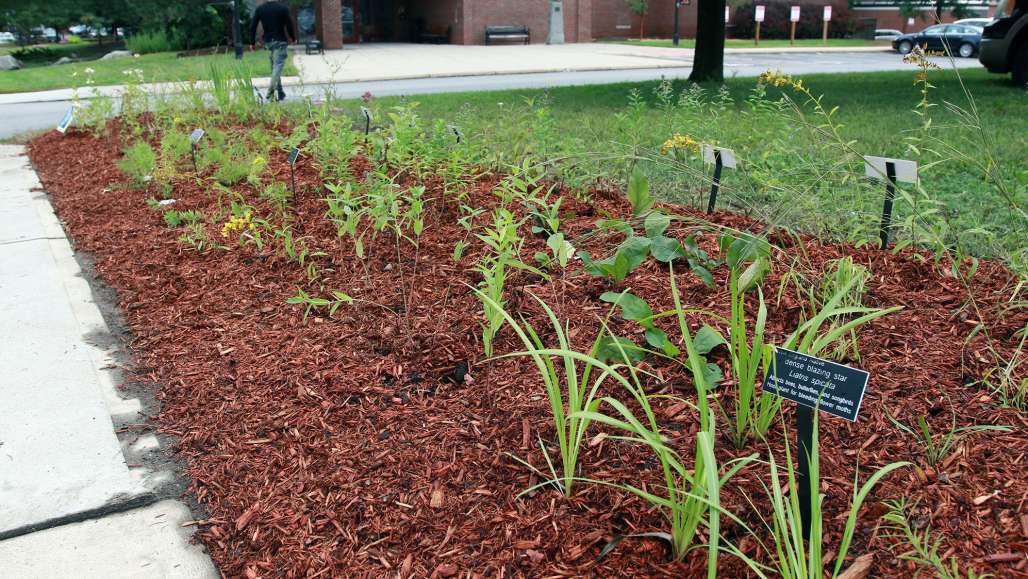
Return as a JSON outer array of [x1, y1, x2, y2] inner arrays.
[[893, 24, 983, 58], [980, 0, 1028, 85]]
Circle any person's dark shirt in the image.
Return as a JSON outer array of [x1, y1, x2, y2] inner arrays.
[[250, 1, 296, 44]]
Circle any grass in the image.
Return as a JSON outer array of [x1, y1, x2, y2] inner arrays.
[[614, 38, 888, 49], [358, 68, 1027, 267], [0, 47, 298, 94]]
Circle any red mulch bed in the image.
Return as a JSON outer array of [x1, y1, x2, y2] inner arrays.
[[27, 125, 1028, 578]]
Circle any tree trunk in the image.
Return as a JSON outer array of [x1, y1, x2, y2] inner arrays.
[[689, 0, 727, 82]]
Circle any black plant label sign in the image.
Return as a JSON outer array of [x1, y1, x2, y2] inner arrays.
[[762, 347, 869, 422], [288, 147, 300, 166]]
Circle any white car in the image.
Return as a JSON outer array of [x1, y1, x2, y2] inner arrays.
[[955, 18, 993, 26], [874, 29, 903, 41], [0, 32, 15, 44]]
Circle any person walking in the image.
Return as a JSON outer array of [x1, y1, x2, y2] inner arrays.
[[250, 0, 296, 102]]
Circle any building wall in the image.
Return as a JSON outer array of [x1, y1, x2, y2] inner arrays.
[[592, 0, 696, 39]]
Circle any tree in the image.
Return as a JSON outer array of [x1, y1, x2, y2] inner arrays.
[[689, 0, 727, 82], [625, 0, 649, 40]]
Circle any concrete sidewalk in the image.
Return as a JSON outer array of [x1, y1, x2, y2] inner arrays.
[[293, 42, 893, 84], [0, 76, 302, 106], [0, 42, 895, 105], [0, 145, 217, 577]]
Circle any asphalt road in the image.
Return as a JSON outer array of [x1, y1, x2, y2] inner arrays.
[[0, 50, 982, 140]]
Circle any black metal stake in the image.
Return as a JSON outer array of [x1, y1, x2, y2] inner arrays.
[[796, 404, 815, 542], [191, 144, 198, 174], [230, 0, 242, 60], [879, 161, 897, 249], [706, 150, 723, 214], [290, 165, 296, 196]]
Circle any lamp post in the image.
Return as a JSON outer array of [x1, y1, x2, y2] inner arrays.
[[673, 0, 681, 46]]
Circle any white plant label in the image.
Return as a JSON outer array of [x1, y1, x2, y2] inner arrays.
[[864, 156, 918, 183], [701, 144, 737, 168], [791, 6, 801, 22], [190, 129, 205, 144], [823, 5, 832, 20], [755, 6, 765, 22]]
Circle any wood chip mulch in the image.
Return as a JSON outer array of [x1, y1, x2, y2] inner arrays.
[[26, 127, 1027, 578]]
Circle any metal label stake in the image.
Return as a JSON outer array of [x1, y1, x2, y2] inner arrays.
[[288, 147, 300, 196], [700, 144, 737, 214], [189, 129, 205, 174], [879, 161, 897, 249], [360, 106, 372, 142], [863, 155, 918, 249]]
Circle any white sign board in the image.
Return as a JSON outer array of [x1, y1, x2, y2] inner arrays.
[[755, 6, 765, 22], [701, 144, 738, 168], [790, 6, 801, 22], [823, 5, 832, 20], [725, 5, 730, 22], [189, 128, 205, 144], [864, 156, 918, 183]]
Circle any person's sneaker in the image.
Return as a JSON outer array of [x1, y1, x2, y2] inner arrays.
[[277, 90, 286, 102]]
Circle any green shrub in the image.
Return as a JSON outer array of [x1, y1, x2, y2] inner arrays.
[[116, 141, 156, 186], [126, 30, 174, 55]]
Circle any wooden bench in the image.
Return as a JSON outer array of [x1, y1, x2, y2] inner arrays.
[[305, 39, 323, 55], [485, 25, 530, 45]]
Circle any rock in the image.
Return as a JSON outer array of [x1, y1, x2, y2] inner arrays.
[[0, 55, 22, 71], [100, 50, 133, 61], [54, 57, 74, 65]]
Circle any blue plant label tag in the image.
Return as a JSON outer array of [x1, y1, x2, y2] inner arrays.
[[288, 147, 300, 166], [57, 107, 75, 134], [190, 129, 205, 144], [761, 347, 869, 422]]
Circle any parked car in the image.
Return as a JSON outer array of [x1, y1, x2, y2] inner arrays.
[[893, 24, 983, 57], [979, 0, 1028, 85], [0, 31, 15, 44], [875, 28, 903, 40], [955, 17, 995, 28]]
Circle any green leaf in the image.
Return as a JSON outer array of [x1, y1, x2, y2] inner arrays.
[[612, 252, 631, 283], [693, 325, 726, 355], [725, 234, 770, 268], [645, 326, 680, 356], [600, 291, 653, 324], [703, 362, 723, 387], [689, 261, 715, 288], [644, 211, 670, 238], [627, 168, 653, 216], [650, 236, 684, 263], [737, 257, 770, 292], [617, 236, 652, 270], [597, 335, 646, 364]]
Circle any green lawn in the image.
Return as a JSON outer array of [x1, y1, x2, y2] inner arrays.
[[359, 68, 1027, 267], [614, 38, 889, 49], [0, 48, 298, 94]]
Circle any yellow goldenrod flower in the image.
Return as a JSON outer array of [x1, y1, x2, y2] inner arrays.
[[660, 133, 700, 155]]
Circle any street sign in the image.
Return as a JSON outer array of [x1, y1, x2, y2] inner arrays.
[[823, 5, 832, 20], [762, 347, 869, 422], [790, 6, 801, 22], [755, 5, 765, 22], [864, 155, 917, 183], [57, 107, 74, 134]]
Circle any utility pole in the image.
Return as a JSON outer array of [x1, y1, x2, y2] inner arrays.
[[231, 1, 243, 60], [673, 0, 681, 46]]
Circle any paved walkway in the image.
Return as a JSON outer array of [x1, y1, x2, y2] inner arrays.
[[293, 41, 894, 83], [0, 145, 217, 577]]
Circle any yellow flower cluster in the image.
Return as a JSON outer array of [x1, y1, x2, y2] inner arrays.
[[758, 69, 805, 91], [660, 133, 700, 155], [221, 211, 255, 238], [902, 45, 943, 70]]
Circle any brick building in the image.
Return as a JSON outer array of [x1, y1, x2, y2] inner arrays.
[[266, 0, 997, 49]]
